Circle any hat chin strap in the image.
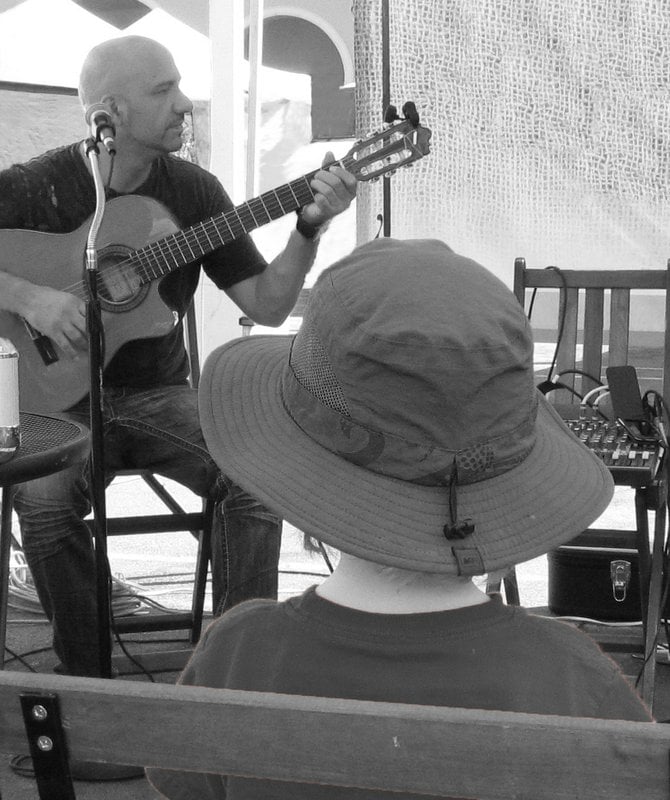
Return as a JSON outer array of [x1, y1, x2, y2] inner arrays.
[[442, 459, 483, 576], [442, 459, 475, 540]]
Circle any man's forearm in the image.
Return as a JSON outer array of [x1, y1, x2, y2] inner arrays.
[[229, 228, 321, 327]]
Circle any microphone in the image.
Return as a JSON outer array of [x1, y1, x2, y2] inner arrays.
[[85, 103, 116, 155]]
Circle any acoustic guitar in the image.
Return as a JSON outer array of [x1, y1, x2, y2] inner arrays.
[[0, 115, 431, 413]]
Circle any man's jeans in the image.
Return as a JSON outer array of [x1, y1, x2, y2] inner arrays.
[[12, 385, 281, 677]]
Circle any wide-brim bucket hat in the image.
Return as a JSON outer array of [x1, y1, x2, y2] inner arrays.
[[199, 238, 613, 575]]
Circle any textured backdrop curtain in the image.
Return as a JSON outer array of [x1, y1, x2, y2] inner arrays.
[[353, 0, 670, 288]]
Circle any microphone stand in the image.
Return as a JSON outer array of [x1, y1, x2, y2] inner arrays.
[[381, 0, 392, 237], [83, 136, 112, 679]]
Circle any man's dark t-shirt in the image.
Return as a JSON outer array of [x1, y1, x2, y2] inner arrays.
[[0, 142, 267, 394]]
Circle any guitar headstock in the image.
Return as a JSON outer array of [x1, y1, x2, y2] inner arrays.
[[342, 112, 432, 183]]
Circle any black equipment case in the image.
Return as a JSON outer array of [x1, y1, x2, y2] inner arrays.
[[547, 530, 648, 622]]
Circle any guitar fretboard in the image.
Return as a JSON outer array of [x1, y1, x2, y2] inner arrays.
[[81, 116, 430, 294], [132, 171, 319, 285]]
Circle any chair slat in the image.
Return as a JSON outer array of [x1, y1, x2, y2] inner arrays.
[[521, 269, 667, 290], [582, 288, 605, 394], [555, 286, 579, 402], [608, 288, 631, 367]]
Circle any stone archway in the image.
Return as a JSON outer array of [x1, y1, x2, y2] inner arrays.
[[245, 14, 354, 139]]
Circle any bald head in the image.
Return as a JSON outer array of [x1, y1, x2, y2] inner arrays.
[[78, 36, 176, 108]]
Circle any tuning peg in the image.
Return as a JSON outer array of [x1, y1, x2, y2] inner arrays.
[[384, 104, 400, 123]]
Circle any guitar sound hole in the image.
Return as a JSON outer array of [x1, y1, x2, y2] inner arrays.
[[96, 246, 148, 311]]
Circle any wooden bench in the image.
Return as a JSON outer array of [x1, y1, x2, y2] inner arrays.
[[0, 669, 669, 799]]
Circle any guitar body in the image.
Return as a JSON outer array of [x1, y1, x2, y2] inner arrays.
[[0, 195, 181, 413]]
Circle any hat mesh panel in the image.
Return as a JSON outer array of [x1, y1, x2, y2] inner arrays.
[[291, 322, 350, 415]]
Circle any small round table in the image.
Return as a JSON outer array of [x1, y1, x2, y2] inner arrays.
[[0, 412, 90, 668]]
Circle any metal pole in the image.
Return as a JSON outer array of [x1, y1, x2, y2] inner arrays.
[[247, 0, 264, 199], [381, 0, 391, 236]]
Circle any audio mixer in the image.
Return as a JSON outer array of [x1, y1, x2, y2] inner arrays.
[[561, 414, 663, 487]]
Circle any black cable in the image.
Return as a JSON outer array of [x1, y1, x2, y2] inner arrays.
[[635, 550, 670, 688], [527, 286, 538, 320], [555, 368, 604, 387], [117, 636, 192, 645], [525, 266, 569, 386], [110, 622, 156, 682], [543, 266, 568, 383], [315, 540, 335, 573], [105, 153, 115, 194], [2, 644, 39, 672], [536, 380, 585, 401], [643, 390, 669, 446], [279, 569, 331, 578], [644, 390, 670, 416]]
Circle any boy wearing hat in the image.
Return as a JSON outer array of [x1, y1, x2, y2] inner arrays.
[[148, 238, 651, 799]]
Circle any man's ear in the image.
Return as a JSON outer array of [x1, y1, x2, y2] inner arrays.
[[104, 95, 123, 122]]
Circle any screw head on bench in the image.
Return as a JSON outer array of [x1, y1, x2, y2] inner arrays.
[[31, 704, 48, 721], [36, 735, 53, 751]]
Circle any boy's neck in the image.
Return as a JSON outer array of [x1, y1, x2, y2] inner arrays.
[[315, 553, 490, 614]]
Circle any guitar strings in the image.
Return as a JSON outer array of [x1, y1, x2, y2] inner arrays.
[[55, 135, 409, 302], [57, 175, 320, 302]]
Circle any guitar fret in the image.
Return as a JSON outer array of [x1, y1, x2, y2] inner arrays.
[[225, 211, 246, 240], [240, 205, 259, 232], [263, 189, 293, 219], [293, 176, 316, 206], [261, 192, 285, 218], [245, 202, 261, 228], [284, 182, 301, 208], [140, 247, 162, 281], [133, 250, 155, 283], [167, 239, 183, 268], [217, 214, 236, 242], [256, 194, 274, 220], [248, 197, 271, 227], [146, 242, 166, 276], [230, 207, 251, 235], [180, 230, 200, 261], [155, 239, 178, 273], [198, 224, 217, 252], [172, 234, 191, 263]]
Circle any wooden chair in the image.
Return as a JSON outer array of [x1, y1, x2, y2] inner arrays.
[[0, 670, 667, 800], [92, 301, 214, 664], [513, 257, 670, 709], [514, 258, 670, 403]]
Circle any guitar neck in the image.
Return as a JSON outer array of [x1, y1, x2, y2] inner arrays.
[[134, 170, 319, 285], [119, 113, 432, 287]]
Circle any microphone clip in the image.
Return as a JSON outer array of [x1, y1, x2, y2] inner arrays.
[[85, 103, 117, 156]]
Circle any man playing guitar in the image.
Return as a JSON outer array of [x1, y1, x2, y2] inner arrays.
[[0, 32, 356, 771]]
